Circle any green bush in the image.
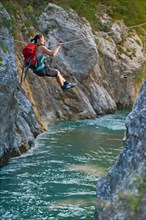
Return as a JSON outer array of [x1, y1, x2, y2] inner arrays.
[[2, 0, 146, 31], [134, 64, 146, 84], [0, 56, 3, 62], [23, 5, 33, 14], [0, 17, 13, 29], [101, 0, 146, 27], [1, 0, 146, 36]]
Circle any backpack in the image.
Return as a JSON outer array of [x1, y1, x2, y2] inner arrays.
[[22, 43, 38, 67], [21, 43, 38, 83]]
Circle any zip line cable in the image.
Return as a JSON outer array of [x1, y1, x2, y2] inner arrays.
[[0, 22, 145, 46], [60, 22, 146, 46]]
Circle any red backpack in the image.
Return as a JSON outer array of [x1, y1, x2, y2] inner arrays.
[[22, 43, 38, 67], [21, 44, 38, 83]]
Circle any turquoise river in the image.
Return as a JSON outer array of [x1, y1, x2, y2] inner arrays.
[[0, 111, 129, 220]]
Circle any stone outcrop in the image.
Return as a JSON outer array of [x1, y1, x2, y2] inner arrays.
[[22, 3, 145, 124], [22, 3, 117, 124], [96, 14, 145, 107], [95, 80, 146, 220], [0, 4, 42, 167]]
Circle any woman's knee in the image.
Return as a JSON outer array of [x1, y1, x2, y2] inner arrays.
[[56, 70, 61, 77]]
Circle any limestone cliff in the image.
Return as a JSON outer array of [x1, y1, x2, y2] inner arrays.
[[20, 3, 145, 124], [95, 80, 146, 220], [0, 3, 42, 167], [0, 2, 145, 167]]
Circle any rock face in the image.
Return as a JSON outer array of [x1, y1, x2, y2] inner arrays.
[[0, 4, 42, 167], [22, 3, 145, 124], [96, 15, 145, 107], [95, 80, 146, 220], [24, 3, 118, 123]]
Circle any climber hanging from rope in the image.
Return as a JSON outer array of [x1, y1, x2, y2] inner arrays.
[[22, 33, 76, 92]]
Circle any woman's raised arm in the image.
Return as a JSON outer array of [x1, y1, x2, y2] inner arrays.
[[42, 44, 62, 56]]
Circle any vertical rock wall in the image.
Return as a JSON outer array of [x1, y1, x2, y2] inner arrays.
[[0, 4, 42, 167], [22, 3, 145, 124], [95, 80, 146, 220]]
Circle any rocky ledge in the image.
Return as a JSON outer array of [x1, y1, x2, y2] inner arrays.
[[95, 80, 146, 220]]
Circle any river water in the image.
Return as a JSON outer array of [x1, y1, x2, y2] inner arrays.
[[0, 111, 129, 220]]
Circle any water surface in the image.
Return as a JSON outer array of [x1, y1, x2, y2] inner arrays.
[[0, 111, 129, 220]]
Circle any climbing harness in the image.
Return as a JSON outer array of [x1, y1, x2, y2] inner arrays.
[[21, 63, 31, 84]]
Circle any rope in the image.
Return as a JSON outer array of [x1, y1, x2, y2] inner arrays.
[[60, 22, 146, 46], [0, 35, 27, 44], [126, 22, 146, 29], [0, 22, 145, 46], [59, 31, 113, 46]]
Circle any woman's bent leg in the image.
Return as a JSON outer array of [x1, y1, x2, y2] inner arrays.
[[56, 71, 65, 86], [36, 66, 76, 91], [45, 67, 65, 86]]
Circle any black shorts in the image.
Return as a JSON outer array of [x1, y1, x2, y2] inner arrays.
[[32, 66, 58, 77]]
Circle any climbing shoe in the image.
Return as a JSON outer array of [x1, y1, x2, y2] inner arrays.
[[62, 81, 76, 92]]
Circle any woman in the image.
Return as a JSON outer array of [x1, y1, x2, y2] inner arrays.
[[30, 34, 76, 92]]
